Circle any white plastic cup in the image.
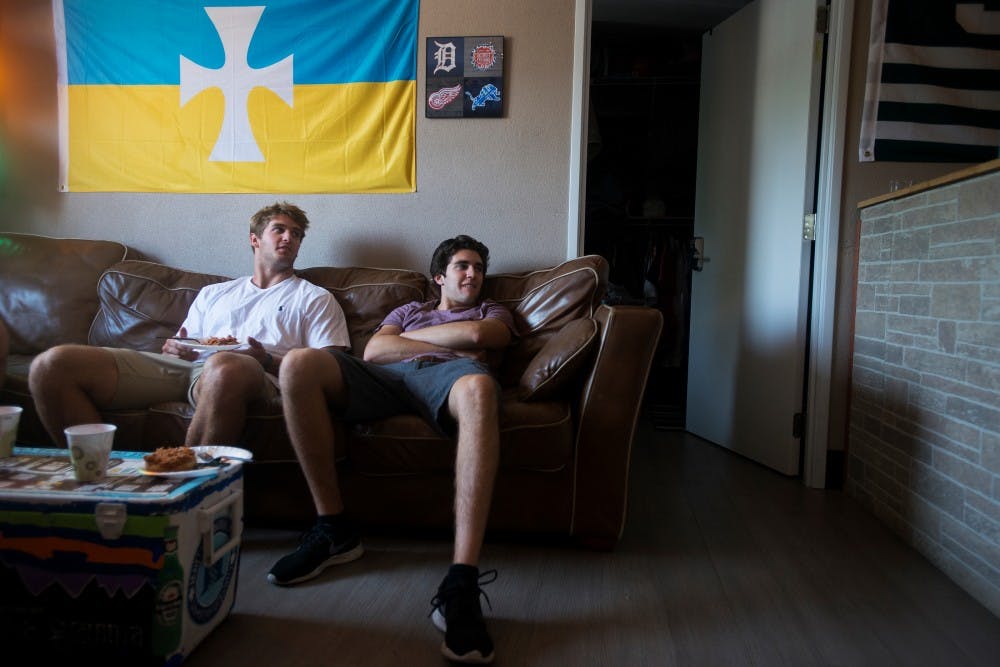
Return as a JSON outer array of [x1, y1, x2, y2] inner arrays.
[[65, 423, 117, 482], [0, 405, 23, 458]]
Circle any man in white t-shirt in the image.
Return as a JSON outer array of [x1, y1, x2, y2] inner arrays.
[[29, 202, 349, 447]]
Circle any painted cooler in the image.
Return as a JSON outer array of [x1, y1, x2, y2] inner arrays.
[[0, 447, 244, 665]]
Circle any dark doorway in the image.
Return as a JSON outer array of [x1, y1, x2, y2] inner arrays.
[[584, 22, 702, 430]]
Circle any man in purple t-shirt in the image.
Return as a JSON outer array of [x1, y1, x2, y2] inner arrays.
[[270, 235, 515, 664]]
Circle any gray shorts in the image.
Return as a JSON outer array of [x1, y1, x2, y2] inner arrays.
[[330, 351, 497, 436], [105, 348, 277, 409]]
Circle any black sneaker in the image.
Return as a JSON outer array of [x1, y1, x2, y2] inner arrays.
[[430, 569, 498, 664], [266, 522, 363, 586]]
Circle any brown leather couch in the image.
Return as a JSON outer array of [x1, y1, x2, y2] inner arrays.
[[1, 233, 662, 548]]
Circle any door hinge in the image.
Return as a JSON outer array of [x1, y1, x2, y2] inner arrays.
[[816, 4, 830, 34], [802, 213, 816, 241], [793, 412, 805, 439]]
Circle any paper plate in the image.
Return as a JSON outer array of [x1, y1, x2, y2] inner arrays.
[[190, 445, 253, 462], [140, 466, 221, 478], [183, 343, 244, 352], [141, 445, 252, 476]]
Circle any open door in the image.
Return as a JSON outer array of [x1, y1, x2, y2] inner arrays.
[[686, 0, 826, 475]]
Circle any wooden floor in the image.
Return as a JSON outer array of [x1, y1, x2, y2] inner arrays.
[[186, 418, 1000, 666]]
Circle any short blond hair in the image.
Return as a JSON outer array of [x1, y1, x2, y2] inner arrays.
[[250, 202, 310, 239]]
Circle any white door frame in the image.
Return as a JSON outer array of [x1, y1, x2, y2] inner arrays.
[[567, 0, 591, 259], [567, 0, 854, 488], [804, 0, 854, 487]]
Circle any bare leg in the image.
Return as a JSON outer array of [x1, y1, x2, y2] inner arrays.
[[279, 348, 349, 515], [187, 352, 268, 445], [28, 345, 119, 447], [448, 374, 501, 567]]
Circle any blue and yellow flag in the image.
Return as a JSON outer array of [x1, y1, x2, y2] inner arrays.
[[53, 0, 418, 193]]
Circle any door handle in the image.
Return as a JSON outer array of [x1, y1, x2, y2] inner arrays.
[[690, 237, 710, 271]]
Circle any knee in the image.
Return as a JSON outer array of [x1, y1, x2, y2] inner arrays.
[[278, 348, 330, 392], [281, 347, 315, 374], [199, 353, 259, 394], [29, 345, 76, 390], [452, 374, 500, 411], [28, 351, 50, 393]]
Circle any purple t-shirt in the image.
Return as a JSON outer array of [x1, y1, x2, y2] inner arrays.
[[377, 299, 517, 363]]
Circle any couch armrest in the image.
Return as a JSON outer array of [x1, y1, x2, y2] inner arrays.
[[0, 234, 134, 354], [571, 304, 663, 548]]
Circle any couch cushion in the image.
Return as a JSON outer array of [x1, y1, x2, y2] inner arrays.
[[297, 266, 428, 356], [90, 260, 231, 351], [0, 354, 50, 445], [519, 318, 598, 401], [346, 393, 574, 474], [484, 255, 608, 387], [0, 234, 134, 354]]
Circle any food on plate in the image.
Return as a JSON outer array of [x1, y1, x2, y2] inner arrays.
[[201, 335, 240, 346], [143, 446, 197, 472]]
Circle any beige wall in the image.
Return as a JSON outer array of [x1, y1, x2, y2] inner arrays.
[[0, 0, 576, 277], [828, 0, 976, 453], [3, 0, 986, 465]]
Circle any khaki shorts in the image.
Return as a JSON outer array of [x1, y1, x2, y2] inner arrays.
[[105, 348, 277, 410]]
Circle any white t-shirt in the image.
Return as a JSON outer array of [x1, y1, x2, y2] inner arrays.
[[181, 276, 350, 356]]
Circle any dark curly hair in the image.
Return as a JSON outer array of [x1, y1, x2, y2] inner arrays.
[[429, 235, 490, 279]]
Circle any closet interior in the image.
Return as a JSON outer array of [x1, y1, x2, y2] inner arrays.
[[584, 22, 702, 429]]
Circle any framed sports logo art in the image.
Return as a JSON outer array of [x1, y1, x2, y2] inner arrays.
[[426, 36, 504, 118]]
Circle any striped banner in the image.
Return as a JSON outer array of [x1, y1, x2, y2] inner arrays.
[[53, 0, 418, 193], [860, 0, 999, 162]]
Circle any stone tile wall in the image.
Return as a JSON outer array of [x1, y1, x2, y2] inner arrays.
[[848, 168, 999, 617]]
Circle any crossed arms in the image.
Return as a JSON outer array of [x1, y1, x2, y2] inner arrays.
[[363, 318, 511, 365]]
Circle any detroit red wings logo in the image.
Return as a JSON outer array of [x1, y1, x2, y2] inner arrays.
[[428, 84, 463, 110]]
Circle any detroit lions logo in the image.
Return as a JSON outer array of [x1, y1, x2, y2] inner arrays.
[[465, 83, 501, 111]]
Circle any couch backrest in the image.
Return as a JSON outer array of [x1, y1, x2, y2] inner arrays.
[[90, 261, 428, 356], [484, 255, 609, 387], [297, 266, 429, 355], [83, 254, 607, 389], [90, 260, 231, 350], [0, 233, 136, 355]]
